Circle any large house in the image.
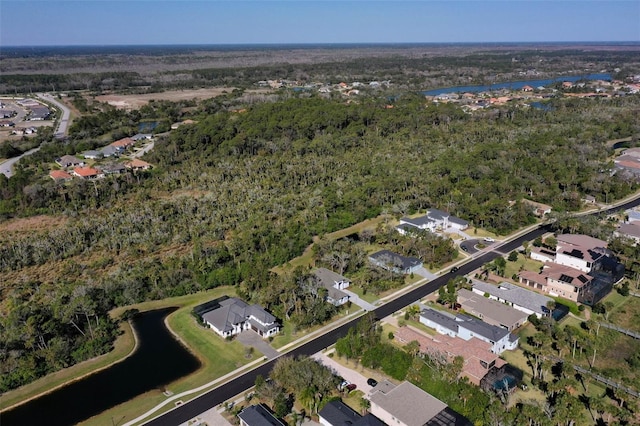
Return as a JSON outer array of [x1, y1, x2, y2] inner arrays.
[[457, 289, 528, 331], [471, 280, 553, 319], [238, 404, 286, 426], [555, 234, 609, 273], [368, 250, 423, 275], [397, 209, 468, 235], [395, 326, 506, 386], [369, 380, 471, 426], [313, 268, 351, 306], [201, 297, 279, 339], [518, 263, 594, 303], [71, 166, 103, 180], [420, 307, 519, 354], [615, 222, 640, 245]]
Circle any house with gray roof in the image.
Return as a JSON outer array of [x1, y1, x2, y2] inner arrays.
[[397, 209, 468, 235], [100, 145, 120, 158], [56, 155, 84, 168], [368, 250, 423, 275], [420, 307, 519, 354], [238, 404, 286, 426], [319, 400, 386, 426], [457, 289, 528, 331], [82, 150, 103, 160], [313, 268, 351, 306], [471, 280, 553, 318], [201, 297, 279, 339], [369, 380, 470, 426]]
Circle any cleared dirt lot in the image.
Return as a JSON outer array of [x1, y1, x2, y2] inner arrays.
[[94, 88, 271, 109]]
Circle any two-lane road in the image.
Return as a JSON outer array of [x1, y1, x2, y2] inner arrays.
[[36, 93, 71, 138]]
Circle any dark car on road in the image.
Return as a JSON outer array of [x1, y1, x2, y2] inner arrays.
[[450, 266, 459, 273], [367, 378, 378, 387]]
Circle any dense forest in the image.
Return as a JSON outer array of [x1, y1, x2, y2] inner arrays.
[[1, 85, 640, 393]]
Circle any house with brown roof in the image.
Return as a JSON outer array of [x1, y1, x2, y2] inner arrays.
[[615, 222, 640, 245], [522, 199, 552, 217], [125, 159, 152, 171], [110, 137, 135, 151], [395, 326, 505, 386], [71, 167, 103, 180], [519, 263, 594, 303], [555, 234, 608, 273], [49, 170, 73, 182]]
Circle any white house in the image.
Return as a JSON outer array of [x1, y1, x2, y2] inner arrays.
[[313, 268, 351, 306], [398, 209, 468, 235], [471, 280, 553, 319], [201, 297, 279, 339], [420, 307, 519, 354], [555, 234, 609, 273]]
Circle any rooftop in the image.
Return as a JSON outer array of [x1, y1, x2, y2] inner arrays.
[[457, 288, 529, 327], [471, 280, 553, 316], [370, 380, 447, 426], [420, 307, 512, 343]]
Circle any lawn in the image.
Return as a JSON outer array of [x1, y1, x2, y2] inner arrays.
[[504, 256, 544, 281], [609, 293, 640, 331]]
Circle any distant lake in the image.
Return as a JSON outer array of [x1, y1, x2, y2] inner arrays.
[[422, 73, 612, 96], [1, 308, 201, 426]]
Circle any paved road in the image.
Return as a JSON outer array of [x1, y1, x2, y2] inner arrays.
[[460, 238, 481, 254], [0, 146, 40, 178], [36, 93, 71, 138], [143, 194, 640, 426]]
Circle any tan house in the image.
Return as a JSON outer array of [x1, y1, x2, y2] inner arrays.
[[125, 159, 152, 171], [369, 381, 448, 426], [519, 263, 594, 303]]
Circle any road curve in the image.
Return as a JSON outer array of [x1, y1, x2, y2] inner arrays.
[[144, 194, 640, 426], [36, 93, 71, 138]]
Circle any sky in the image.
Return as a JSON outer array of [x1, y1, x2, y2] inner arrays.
[[1, 1, 639, 46]]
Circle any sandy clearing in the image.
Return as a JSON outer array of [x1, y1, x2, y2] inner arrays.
[[94, 88, 272, 109], [0, 215, 67, 235]]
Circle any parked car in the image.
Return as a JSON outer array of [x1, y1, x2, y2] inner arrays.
[[346, 383, 357, 392], [461, 245, 468, 252], [367, 378, 378, 387], [450, 266, 459, 273], [338, 380, 350, 391], [484, 237, 495, 242]]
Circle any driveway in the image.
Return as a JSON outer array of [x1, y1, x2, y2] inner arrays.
[[460, 239, 480, 254], [343, 289, 376, 311], [313, 351, 379, 396], [414, 266, 437, 280], [235, 330, 280, 360]]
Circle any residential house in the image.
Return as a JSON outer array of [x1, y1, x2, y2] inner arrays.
[[56, 155, 84, 168], [49, 170, 73, 182], [522, 199, 552, 217], [238, 404, 286, 426], [398, 209, 468, 234], [201, 297, 279, 339], [555, 234, 609, 273], [368, 250, 423, 275], [28, 106, 50, 120], [615, 222, 640, 245], [471, 280, 553, 318], [627, 210, 640, 223], [313, 268, 351, 306], [319, 400, 385, 426], [583, 195, 597, 205], [369, 380, 471, 426], [419, 307, 519, 354], [131, 133, 152, 141], [0, 120, 14, 127], [0, 108, 15, 118], [457, 289, 528, 331], [126, 159, 152, 171], [110, 137, 135, 152], [71, 167, 103, 180], [519, 263, 594, 303], [81, 150, 103, 160], [170, 119, 197, 129], [395, 326, 506, 386], [99, 163, 126, 175], [100, 145, 120, 158]]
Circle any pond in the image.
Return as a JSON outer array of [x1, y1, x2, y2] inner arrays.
[[1, 308, 201, 426]]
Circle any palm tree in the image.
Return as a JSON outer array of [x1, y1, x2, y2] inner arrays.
[[359, 397, 370, 415]]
